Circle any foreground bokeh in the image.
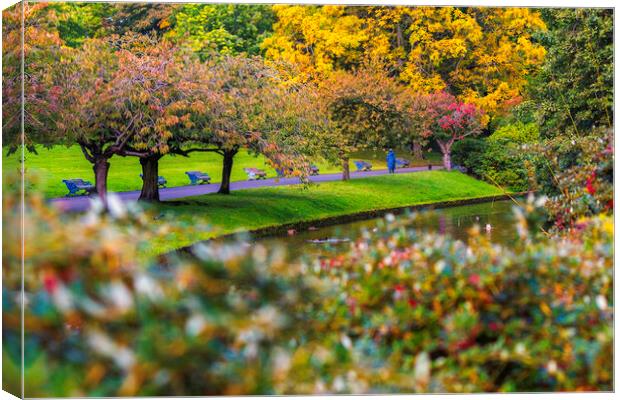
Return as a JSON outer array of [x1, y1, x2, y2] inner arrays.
[[2, 176, 612, 396]]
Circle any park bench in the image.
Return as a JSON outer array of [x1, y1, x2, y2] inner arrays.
[[453, 165, 468, 173], [276, 164, 319, 177], [140, 174, 167, 188], [395, 158, 410, 168], [354, 160, 372, 172], [62, 178, 96, 197], [185, 171, 211, 185], [244, 167, 267, 180]]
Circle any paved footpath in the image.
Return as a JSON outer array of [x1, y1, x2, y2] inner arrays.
[[51, 166, 441, 212]]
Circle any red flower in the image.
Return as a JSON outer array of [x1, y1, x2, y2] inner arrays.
[[468, 274, 481, 287], [586, 172, 596, 195], [394, 283, 406, 293], [454, 338, 475, 351], [43, 273, 58, 294], [408, 298, 418, 308]]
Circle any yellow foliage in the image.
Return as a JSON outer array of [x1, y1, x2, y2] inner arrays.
[[262, 5, 547, 119]]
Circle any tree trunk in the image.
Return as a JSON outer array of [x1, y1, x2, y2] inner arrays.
[[218, 149, 236, 194], [341, 156, 350, 181], [93, 156, 110, 203], [442, 151, 452, 170], [437, 140, 452, 170], [139, 155, 161, 202], [411, 142, 424, 159]]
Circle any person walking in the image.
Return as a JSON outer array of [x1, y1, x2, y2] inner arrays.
[[387, 148, 396, 174]]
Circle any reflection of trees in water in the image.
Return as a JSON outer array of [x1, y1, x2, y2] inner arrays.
[[438, 215, 446, 235]]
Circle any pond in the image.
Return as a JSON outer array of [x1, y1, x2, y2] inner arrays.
[[224, 199, 521, 261]]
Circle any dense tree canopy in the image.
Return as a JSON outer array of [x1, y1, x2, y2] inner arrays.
[[527, 8, 613, 137], [2, 2, 65, 153], [166, 4, 275, 59], [177, 55, 330, 193], [263, 6, 547, 122]]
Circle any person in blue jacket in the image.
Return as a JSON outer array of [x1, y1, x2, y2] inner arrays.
[[387, 148, 396, 174]]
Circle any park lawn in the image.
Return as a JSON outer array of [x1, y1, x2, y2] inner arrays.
[[2, 145, 441, 198], [147, 170, 504, 254]]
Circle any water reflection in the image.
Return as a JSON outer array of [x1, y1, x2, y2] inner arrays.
[[228, 200, 519, 261]]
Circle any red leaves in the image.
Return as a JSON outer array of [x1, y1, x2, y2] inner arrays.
[[585, 172, 596, 195], [43, 273, 59, 294], [437, 99, 483, 133], [468, 274, 481, 287]]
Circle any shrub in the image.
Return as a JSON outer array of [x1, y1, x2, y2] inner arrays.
[[487, 122, 539, 145], [311, 196, 612, 392], [530, 128, 613, 231], [451, 137, 487, 177], [3, 179, 613, 395]]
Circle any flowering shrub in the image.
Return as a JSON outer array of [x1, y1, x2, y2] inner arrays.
[[531, 128, 613, 230], [311, 197, 612, 392], [452, 122, 540, 191], [3, 176, 613, 395]]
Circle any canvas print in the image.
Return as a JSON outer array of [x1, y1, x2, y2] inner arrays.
[[2, 1, 614, 397]]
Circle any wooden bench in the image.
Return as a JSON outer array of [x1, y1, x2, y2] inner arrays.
[[395, 158, 410, 168], [62, 179, 96, 197], [354, 161, 372, 172], [244, 168, 267, 180], [185, 171, 211, 185], [140, 174, 167, 188]]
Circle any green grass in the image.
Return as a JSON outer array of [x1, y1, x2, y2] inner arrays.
[[2, 146, 442, 198], [148, 170, 503, 254]]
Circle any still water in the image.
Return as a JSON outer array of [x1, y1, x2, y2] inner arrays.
[[226, 199, 520, 261]]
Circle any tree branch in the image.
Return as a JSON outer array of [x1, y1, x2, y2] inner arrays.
[[173, 147, 223, 157], [78, 142, 95, 163]]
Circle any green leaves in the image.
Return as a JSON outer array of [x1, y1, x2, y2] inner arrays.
[[529, 9, 613, 137]]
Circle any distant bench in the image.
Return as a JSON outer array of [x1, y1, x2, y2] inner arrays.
[[185, 171, 211, 185], [354, 160, 372, 172], [140, 174, 167, 188], [244, 167, 267, 180], [62, 179, 96, 197], [276, 164, 320, 178], [395, 158, 410, 168]]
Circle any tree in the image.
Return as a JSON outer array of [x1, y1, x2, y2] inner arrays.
[[319, 68, 407, 180], [2, 2, 65, 154], [53, 38, 125, 202], [166, 4, 275, 59], [262, 5, 368, 81], [106, 3, 177, 37], [527, 8, 613, 137], [399, 7, 546, 121], [263, 6, 547, 122], [47, 2, 113, 47], [421, 92, 484, 170], [54, 35, 188, 203], [178, 55, 329, 194], [111, 37, 200, 202]]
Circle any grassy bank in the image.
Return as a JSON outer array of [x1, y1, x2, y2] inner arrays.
[[149, 171, 504, 254], [2, 145, 441, 198]]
